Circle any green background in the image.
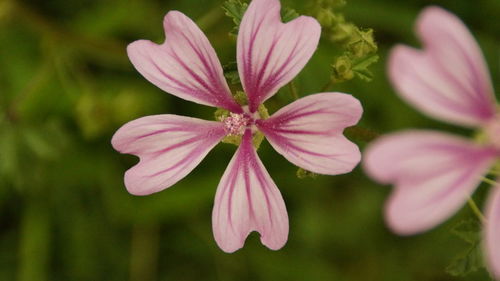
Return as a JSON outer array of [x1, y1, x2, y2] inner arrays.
[[0, 0, 499, 280]]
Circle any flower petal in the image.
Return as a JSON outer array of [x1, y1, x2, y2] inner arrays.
[[127, 11, 242, 112], [257, 93, 362, 175], [485, 185, 500, 279], [212, 130, 288, 253], [364, 131, 496, 234], [388, 7, 496, 127], [111, 115, 227, 195], [237, 0, 321, 112]]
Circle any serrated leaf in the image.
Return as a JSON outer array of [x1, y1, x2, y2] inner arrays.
[[347, 28, 377, 57], [223, 61, 241, 84], [224, 71, 240, 84], [222, 0, 248, 37], [352, 54, 378, 82], [446, 219, 485, 277], [353, 68, 373, 82], [281, 7, 299, 23], [446, 242, 484, 277], [223, 0, 300, 36], [451, 219, 482, 244], [222, 0, 248, 25]]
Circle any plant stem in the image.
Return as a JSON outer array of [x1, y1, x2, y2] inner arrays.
[[18, 198, 50, 281], [196, 4, 224, 30], [320, 79, 334, 92], [129, 223, 159, 281], [482, 176, 497, 186], [467, 198, 486, 223]]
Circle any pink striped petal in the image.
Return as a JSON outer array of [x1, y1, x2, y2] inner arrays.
[[257, 93, 362, 175], [389, 7, 496, 127], [237, 0, 321, 112], [212, 130, 288, 253], [364, 131, 497, 234], [127, 11, 242, 112], [111, 115, 227, 195], [485, 185, 500, 280]]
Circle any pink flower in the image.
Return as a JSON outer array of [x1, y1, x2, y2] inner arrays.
[[363, 6, 500, 277], [112, 0, 362, 253]]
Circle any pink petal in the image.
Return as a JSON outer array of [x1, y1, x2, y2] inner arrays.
[[212, 130, 288, 253], [127, 11, 242, 113], [485, 184, 500, 279], [363, 131, 496, 234], [237, 0, 321, 112], [388, 7, 496, 127], [256, 93, 362, 175], [111, 115, 227, 195]]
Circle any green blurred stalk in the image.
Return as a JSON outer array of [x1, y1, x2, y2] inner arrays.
[[18, 198, 50, 281], [129, 223, 159, 281], [196, 4, 224, 30]]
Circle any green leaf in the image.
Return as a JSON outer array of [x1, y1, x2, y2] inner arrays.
[[222, 0, 248, 37], [446, 219, 485, 277], [351, 54, 379, 82], [224, 71, 240, 84], [347, 28, 378, 58], [281, 7, 299, 23], [223, 61, 241, 84], [222, 0, 248, 25], [450, 219, 482, 244], [223, 0, 299, 36], [446, 242, 484, 277]]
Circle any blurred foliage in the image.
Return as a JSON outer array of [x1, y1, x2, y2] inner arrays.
[[310, 0, 379, 84], [446, 220, 485, 277], [0, 0, 499, 280]]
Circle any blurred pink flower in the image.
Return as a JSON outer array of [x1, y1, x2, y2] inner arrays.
[[112, 0, 362, 252], [363, 6, 500, 277]]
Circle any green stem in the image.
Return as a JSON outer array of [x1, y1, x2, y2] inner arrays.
[[482, 176, 497, 186], [18, 198, 50, 281], [13, 2, 128, 66], [129, 223, 159, 281], [7, 59, 52, 123], [467, 198, 486, 223], [320, 79, 334, 92], [196, 4, 224, 30], [288, 80, 299, 100]]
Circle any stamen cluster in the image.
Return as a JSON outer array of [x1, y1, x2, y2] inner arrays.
[[223, 113, 251, 136]]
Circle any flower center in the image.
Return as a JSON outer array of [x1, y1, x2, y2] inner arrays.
[[223, 113, 252, 136]]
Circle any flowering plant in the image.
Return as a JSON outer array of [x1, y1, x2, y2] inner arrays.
[[112, 0, 362, 252], [364, 6, 500, 278]]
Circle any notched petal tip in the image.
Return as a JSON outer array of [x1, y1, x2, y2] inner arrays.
[[416, 6, 456, 35], [237, 0, 321, 111], [125, 11, 241, 111], [257, 93, 363, 175], [111, 115, 227, 196], [212, 131, 289, 253], [394, 5, 497, 126], [365, 131, 496, 235]]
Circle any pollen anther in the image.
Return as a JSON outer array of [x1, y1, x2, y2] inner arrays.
[[223, 113, 251, 136]]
